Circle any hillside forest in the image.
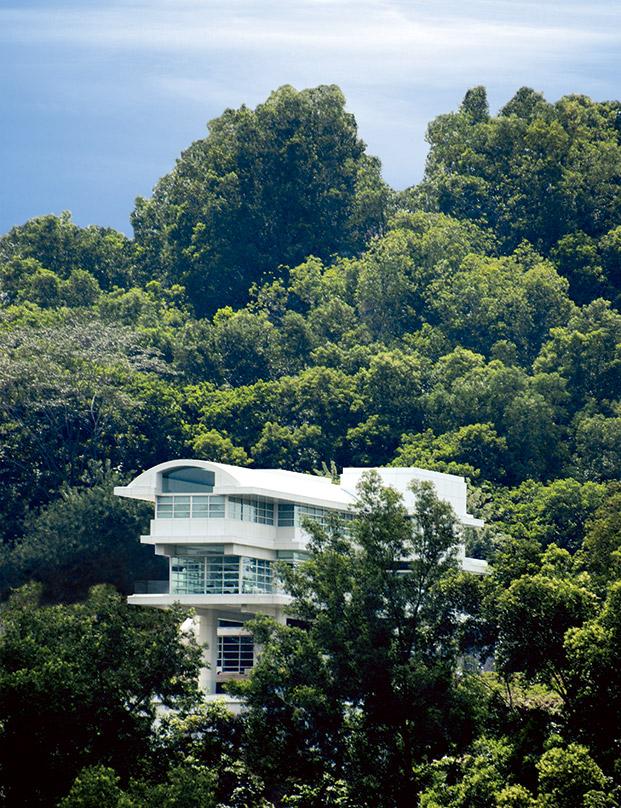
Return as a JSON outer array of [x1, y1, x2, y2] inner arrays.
[[1, 84, 621, 806]]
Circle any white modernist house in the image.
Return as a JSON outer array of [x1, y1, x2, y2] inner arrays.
[[115, 460, 486, 696]]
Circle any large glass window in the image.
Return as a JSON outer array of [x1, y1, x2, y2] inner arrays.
[[241, 557, 273, 593], [205, 556, 240, 594], [228, 496, 274, 525], [277, 503, 352, 531], [169, 555, 275, 595], [162, 467, 215, 493], [217, 635, 254, 673], [170, 557, 205, 594], [156, 495, 225, 519]]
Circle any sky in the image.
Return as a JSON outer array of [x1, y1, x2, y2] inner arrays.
[[1, 0, 620, 235]]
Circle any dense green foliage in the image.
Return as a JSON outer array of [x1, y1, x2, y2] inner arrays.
[[131, 84, 390, 315], [0, 83, 620, 805], [0, 585, 202, 806]]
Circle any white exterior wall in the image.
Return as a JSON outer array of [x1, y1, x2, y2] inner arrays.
[[340, 466, 483, 527], [115, 460, 486, 696]]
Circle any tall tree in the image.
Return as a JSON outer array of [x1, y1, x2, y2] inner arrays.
[[1, 473, 166, 603], [238, 474, 479, 807], [132, 85, 390, 315], [411, 88, 621, 257]]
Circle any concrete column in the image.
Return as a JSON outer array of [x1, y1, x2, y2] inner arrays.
[[196, 610, 218, 694]]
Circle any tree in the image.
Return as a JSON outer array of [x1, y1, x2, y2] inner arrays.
[[238, 474, 480, 807], [418, 737, 525, 808], [354, 228, 416, 339], [412, 89, 621, 254], [393, 423, 509, 482], [500, 86, 548, 120], [534, 299, 621, 407], [0, 315, 169, 543], [600, 225, 621, 294], [461, 86, 490, 123], [564, 582, 621, 767], [191, 428, 251, 466], [207, 307, 280, 386], [423, 357, 566, 482], [551, 232, 608, 305], [0, 212, 135, 290], [580, 483, 621, 591], [358, 350, 426, 438], [0, 584, 201, 807], [487, 478, 606, 554], [62, 269, 101, 308], [493, 545, 596, 689], [536, 744, 611, 808], [571, 412, 621, 482], [1, 473, 165, 603], [58, 765, 128, 808], [251, 421, 324, 471], [426, 253, 574, 361], [132, 85, 389, 315], [354, 212, 495, 340]]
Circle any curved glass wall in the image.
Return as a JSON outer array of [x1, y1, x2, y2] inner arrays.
[[162, 467, 215, 493]]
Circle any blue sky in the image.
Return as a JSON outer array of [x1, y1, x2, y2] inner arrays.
[[1, 0, 620, 235]]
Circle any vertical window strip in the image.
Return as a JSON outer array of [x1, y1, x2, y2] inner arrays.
[[277, 503, 295, 526]]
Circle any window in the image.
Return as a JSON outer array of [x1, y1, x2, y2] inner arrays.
[[170, 557, 205, 594], [228, 496, 274, 525], [169, 555, 276, 595], [156, 495, 225, 519], [277, 550, 310, 565], [277, 503, 352, 532], [217, 635, 254, 673], [190, 495, 225, 518], [162, 467, 215, 493], [205, 556, 240, 594], [241, 557, 273, 593], [278, 503, 295, 526]]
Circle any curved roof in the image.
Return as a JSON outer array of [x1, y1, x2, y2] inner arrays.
[[114, 459, 483, 526], [114, 459, 355, 509]]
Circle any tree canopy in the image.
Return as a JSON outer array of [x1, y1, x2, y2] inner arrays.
[[1, 82, 621, 806]]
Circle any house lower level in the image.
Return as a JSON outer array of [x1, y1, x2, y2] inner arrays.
[[115, 460, 486, 696]]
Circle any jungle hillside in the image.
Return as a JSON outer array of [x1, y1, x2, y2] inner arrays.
[[1, 85, 621, 807]]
